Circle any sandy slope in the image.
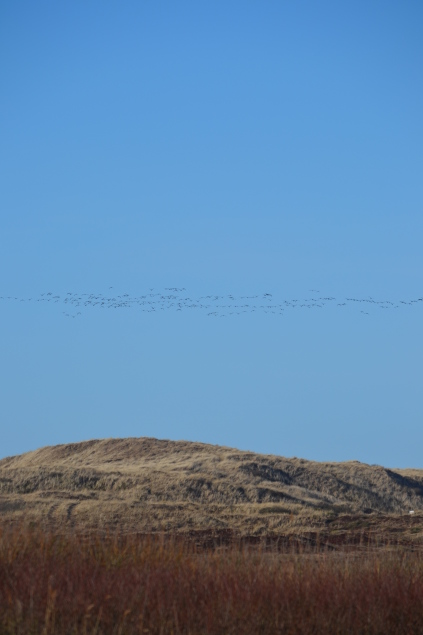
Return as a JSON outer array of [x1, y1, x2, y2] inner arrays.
[[1, 437, 422, 538]]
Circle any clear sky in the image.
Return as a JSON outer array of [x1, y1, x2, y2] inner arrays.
[[1, 1, 422, 467]]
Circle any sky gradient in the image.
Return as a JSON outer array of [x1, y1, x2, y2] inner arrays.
[[1, 1, 422, 467]]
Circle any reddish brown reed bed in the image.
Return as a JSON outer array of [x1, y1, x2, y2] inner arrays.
[[1, 524, 423, 634]]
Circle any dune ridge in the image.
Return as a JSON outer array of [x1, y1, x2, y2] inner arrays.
[[1, 437, 422, 540]]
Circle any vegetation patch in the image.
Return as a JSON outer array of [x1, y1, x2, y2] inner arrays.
[[2, 523, 423, 634], [258, 505, 291, 514]]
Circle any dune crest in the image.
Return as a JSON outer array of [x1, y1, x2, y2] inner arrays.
[[1, 437, 422, 538]]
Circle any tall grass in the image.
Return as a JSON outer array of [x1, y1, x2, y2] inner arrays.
[[1, 523, 423, 634]]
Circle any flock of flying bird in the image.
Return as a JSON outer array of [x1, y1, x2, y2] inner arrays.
[[1, 287, 423, 319]]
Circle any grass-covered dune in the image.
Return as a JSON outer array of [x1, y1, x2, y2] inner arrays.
[[1, 437, 423, 540], [2, 439, 423, 633]]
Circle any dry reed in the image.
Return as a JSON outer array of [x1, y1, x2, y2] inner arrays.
[[1, 523, 423, 634]]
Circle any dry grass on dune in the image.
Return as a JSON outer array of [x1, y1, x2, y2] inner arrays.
[[1, 437, 423, 537], [2, 523, 423, 635]]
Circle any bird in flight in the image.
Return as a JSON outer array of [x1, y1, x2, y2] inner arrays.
[[1, 287, 421, 321]]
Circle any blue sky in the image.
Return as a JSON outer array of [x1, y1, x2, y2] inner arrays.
[[1, 1, 422, 467]]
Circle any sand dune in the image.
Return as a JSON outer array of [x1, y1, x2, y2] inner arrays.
[[1, 437, 422, 537]]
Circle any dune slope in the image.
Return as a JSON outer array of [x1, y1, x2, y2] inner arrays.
[[1, 437, 422, 537]]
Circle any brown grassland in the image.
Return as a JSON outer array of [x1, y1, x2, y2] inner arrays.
[[1, 437, 423, 633], [1, 436, 423, 537], [2, 523, 423, 634]]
